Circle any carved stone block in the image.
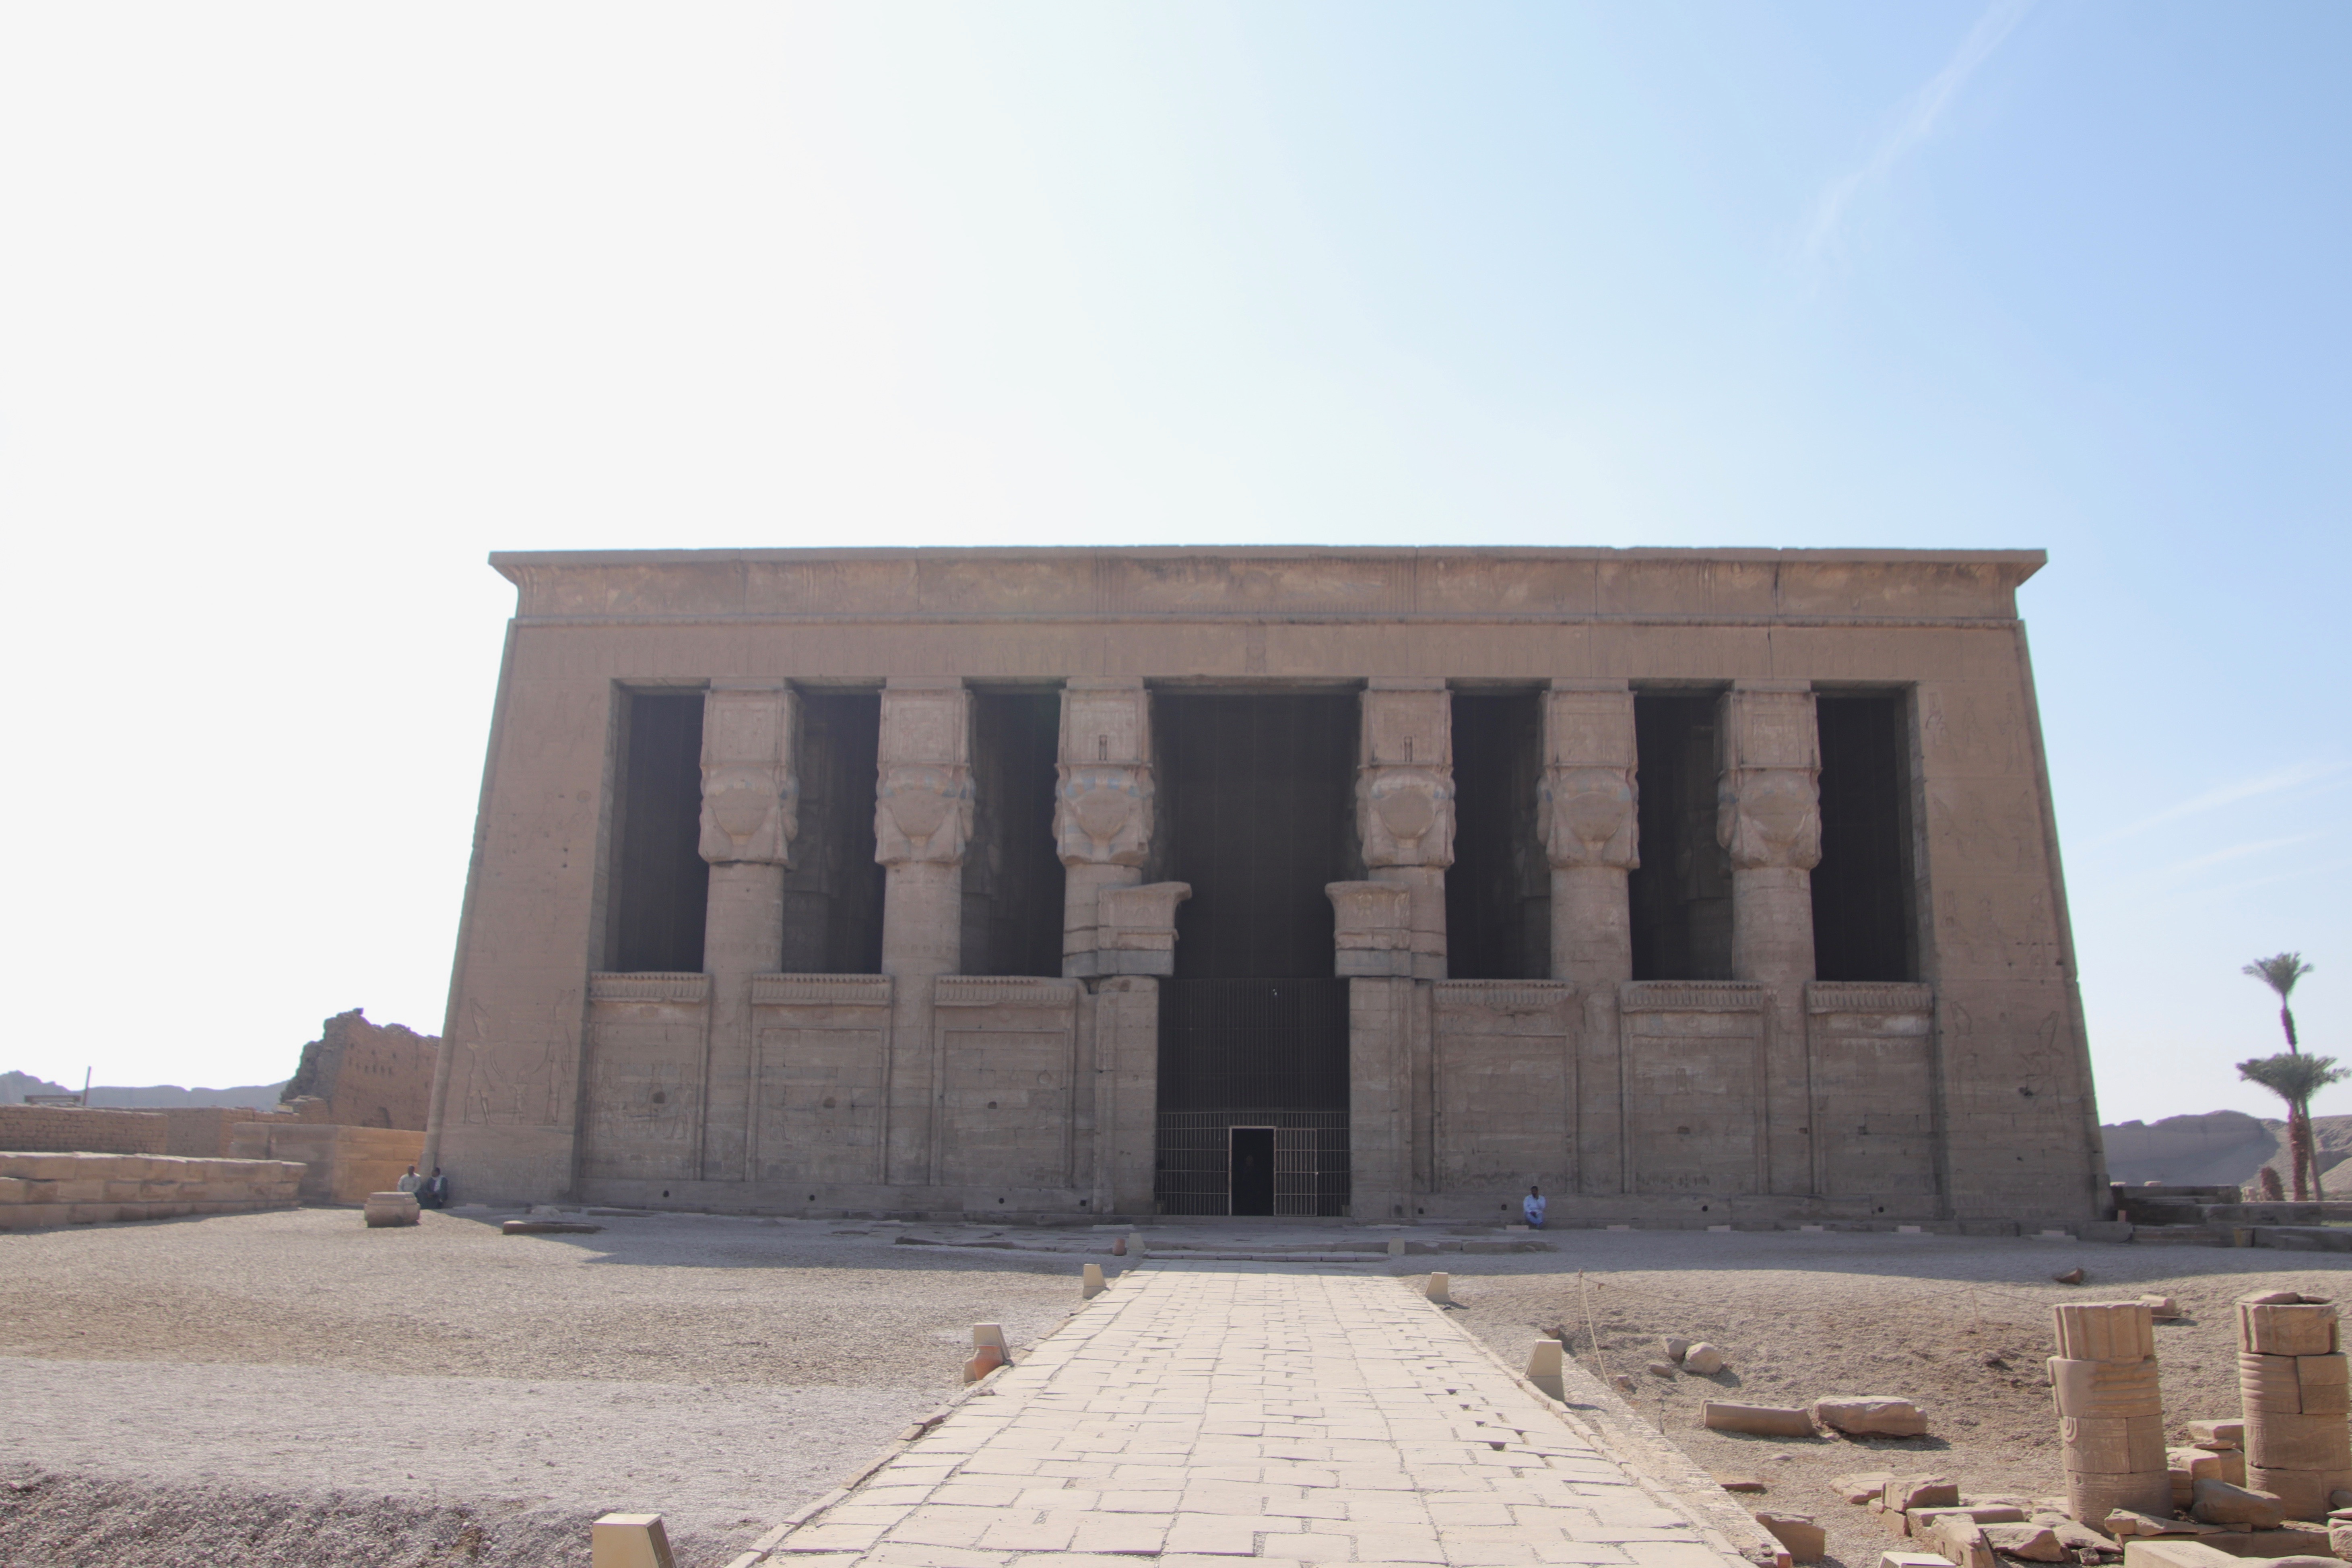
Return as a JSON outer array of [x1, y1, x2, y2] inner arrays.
[[1717, 685, 1821, 873], [1329, 881, 1411, 978], [699, 685, 797, 866], [1540, 683, 1638, 871], [1358, 682, 1453, 870], [1099, 882, 1191, 977]]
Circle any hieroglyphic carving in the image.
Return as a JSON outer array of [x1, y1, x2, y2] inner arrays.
[[1356, 683, 1454, 869], [1717, 686, 1821, 872], [1539, 685, 1638, 870], [699, 685, 798, 866], [875, 681, 972, 867]]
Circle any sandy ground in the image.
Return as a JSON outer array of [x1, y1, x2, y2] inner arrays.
[[5, 1212, 2349, 1568], [1430, 1231, 2352, 1568], [0, 1207, 1096, 1566]]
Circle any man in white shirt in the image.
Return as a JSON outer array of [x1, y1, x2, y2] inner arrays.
[[1523, 1184, 1545, 1230], [396, 1166, 422, 1195]]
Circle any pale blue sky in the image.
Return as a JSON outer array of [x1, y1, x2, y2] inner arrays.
[[0, 3, 2343, 1124]]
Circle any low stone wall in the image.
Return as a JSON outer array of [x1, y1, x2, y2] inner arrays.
[[227, 1123, 425, 1204], [0, 1151, 305, 1230], [0, 1105, 169, 1155], [159, 1106, 302, 1157]]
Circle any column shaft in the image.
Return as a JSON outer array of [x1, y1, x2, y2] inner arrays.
[[1055, 679, 1155, 979], [1540, 681, 1637, 1196], [1718, 682, 1821, 1196], [874, 679, 973, 1190], [696, 683, 798, 1185]]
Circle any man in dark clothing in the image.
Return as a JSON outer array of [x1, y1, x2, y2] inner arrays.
[[419, 1168, 450, 1209]]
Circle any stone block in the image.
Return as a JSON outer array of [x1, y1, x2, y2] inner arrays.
[[1081, 1264, 1105, 1299], [1684, 1343, 1726, 1375], [1755, 1513, 1826, 1562], [1981, 1523, 2066, 1562], [2246, 1411, 2352, 1471], [1914, 1515, 1993, 1568], [1835, 1472, 1898, 1504], [1880, 1555, 1954, 1568], [1910, 1507, 2025, 1529], [363, 1191, 420, 1228], [2064, 1415, 2169, 1473], [591, 1512, 678, 1568], [2189, 1421, 2246, 1450], [2055, 1303, 2157, 1362], [2239, 1301, 2338, 1358], [1816, 1397, 1929, 1437], [2052, 1358, 2164, 1420], [1425, 1272, 1450, 1302], [2247, 1467, 2352, 1524], [2072, 1473, 2177, 1525], [2122, 1542, 2240, 1568], [1703, 1402, 1816, 1438], [2189, 1479, 2284, 1528], [1885, 1479, 1961, 1513]]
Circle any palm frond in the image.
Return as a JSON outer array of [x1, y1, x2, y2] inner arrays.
[[2244, 953, 2315, 1000], [2238, 1052, 2347, 1102]]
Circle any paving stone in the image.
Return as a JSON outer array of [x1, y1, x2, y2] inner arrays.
[[766, 1265, 1755, 1568]]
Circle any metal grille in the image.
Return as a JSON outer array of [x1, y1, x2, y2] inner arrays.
[[1155, 1110, 1350, 1217], [1157, 979, 1349, 1113]]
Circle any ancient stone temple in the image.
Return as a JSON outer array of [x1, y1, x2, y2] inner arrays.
[[424, 547, 2106, 1225]]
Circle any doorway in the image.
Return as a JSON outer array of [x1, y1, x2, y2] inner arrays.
[[1230, 1127, 1275, 1217]]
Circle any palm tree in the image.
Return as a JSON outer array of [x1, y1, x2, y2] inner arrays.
[[2239, 1052, 2347, 1201], [2244, 953, 2318, 1196]]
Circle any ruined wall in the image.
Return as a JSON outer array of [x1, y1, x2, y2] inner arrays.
[[0, 1152, 305, 1229], [227, 1123, 427, 1205], [281, 1010, 439, 1131], [0, 1105, 168, 1155]]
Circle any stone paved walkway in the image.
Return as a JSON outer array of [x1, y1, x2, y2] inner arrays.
[[757, 1264, 1768, 1568]]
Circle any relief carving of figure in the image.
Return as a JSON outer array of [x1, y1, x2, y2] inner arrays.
[[1357, 767, 1455, 868], [1539, 763, 1638, 869], [1054, 764, 1154, 867], [875, 763, 973, 866], [1717, 767, 1821, 871]]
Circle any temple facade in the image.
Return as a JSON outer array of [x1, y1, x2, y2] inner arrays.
[[423, 547, 2107, 1225]]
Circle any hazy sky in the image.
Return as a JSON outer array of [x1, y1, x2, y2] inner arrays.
[[0, 3, 2343, 1125]]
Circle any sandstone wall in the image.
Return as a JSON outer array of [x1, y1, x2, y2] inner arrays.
[[432, 546, 2101, 1222], [281, 1010, 439, 1131], [0, 1105, 168, 1155], [228, 1123, 427, 1205], [0, 1152, 304, 1230]]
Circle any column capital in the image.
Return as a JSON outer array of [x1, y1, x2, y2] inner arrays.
[[1056, 681, 1154, 868], [1540, 685, 1636, 871], [1358, 685, 1453, 869], [699, 687, 798, 866], [1717, 687, 1820, 871], [876, 682, 972, 868]]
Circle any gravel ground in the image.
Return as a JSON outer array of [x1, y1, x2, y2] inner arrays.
[[7, 1212, 2348, 1568], [1428, 1231, 2352, 1568], [0, 1207, 1098, 1566]]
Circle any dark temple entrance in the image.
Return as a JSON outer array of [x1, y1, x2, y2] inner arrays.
[[1151, 693, 1358, 1217]]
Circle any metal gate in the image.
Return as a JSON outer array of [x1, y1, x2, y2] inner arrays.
[[1155, 978, 1350, 1217]]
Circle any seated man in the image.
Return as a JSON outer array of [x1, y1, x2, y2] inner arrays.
[[420, 1168, 450, 1209], [395, 1165, 422, 1196], [1522, 1183, 1546, 1230]]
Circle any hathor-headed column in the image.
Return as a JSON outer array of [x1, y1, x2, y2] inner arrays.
[[1540, 680, 1636, 1194], [699, 682, 798, 1183], [875, 678, 972, 1186], [1055, 679, 1154, 979], [1357, 679, 1453, 980], [1718, 681, 1820, 1195]]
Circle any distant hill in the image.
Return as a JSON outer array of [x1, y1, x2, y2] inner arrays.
[[0, 1070, 287, 1112], [2104, 1110, 2352, 1197]]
